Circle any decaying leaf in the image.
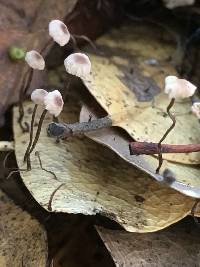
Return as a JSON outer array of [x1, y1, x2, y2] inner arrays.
[[0, 0, 77, 124], [0, 189, 47, 266], [13, 99, 198, 232], [82, 22, 200, 165], [96, 223, 200, 267], [80, 103, 200, 198]]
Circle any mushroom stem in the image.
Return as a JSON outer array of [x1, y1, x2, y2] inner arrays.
[[48, 183, 65, 211], [26, 109, 47, 169], [18, 69, 33, 132], [24, 104, 38, 163], [40, 38, 53, 55], [72, 34, 98, 52], [63, 75, 72, 100], [156, 98, 176, 173]]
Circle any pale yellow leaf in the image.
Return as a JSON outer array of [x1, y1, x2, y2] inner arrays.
[[82, 23, 200, 165], [13, 100, 198, 232]]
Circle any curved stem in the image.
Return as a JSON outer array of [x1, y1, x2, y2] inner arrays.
[[48, 183, 65, 211], [24, 104, 38, 162], [18, 69, 33, 132], [35, 151, 58, 180], [156, 98, 176, 174], [40, 38, 52, 55], [26, 109, 47, 169], [73, 34, 98, 52]]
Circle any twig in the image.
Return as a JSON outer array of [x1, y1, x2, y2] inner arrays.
[[129, 142, 200, 155], [156, 98, 176, 173], [47, 116, 112, 139]]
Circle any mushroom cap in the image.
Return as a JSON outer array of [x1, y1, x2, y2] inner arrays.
[[44, 90, 64, 117], [25, 50, 45, 70], [191, 102, 200, 119], [31, 89, 48, 105], [164, 76, 197, 99], [64, 53, 91, 78], [49, 20, 70, 46]]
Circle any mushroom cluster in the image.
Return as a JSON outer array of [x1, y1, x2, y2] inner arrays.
[[23, 19, 91, 170]]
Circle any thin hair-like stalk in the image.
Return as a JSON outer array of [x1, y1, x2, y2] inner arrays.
[[18, 69, 33, 132], [156, 98, 176, 174], [26, 109, 47, 168], [35, 151, 58, 180], [24, 104, 38, 164]]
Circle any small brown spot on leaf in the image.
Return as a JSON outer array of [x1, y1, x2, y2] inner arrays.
[[135, 195, 145, 203]]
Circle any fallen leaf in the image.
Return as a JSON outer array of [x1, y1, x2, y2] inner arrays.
[[13, 99, 198, 232], [96, 222, 200, 267], [0, 189, 47, 266], [82, 22, 200, 165], [0, 0, 77, 124], [80, 103, 200, 198]]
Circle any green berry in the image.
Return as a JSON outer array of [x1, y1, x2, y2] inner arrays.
[[8, 46, 25, 61]]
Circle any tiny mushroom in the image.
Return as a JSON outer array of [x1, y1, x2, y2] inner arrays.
[[24, 89, 48, 168], [165, 75, 197, 99], [44, 90, 64, 117], [25, 90, 64, 168], [64, 53, 91, 78], [191, 102, 200, 119], [49, 20, 70, 46], [25, 50, 45, 70], [31, 89, 48, 105], [156, 76, 197, 174]]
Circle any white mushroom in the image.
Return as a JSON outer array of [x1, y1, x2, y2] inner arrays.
[[31, 89, 48, 105], [64, 53, 91, 78], [25, 50, 45, 70], [44, 90, 64, 117], [164, 75, 197, 99], [49, 20, 70, 46]]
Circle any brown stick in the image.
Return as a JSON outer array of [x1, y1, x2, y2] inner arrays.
[[47, 116, 112, 139], [129, 142, 200, 155]]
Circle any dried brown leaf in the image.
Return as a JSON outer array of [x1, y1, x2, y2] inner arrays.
[[0, 0, 77, 124], [97, 223, 200, 267], [0, 189, 47, 267]]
